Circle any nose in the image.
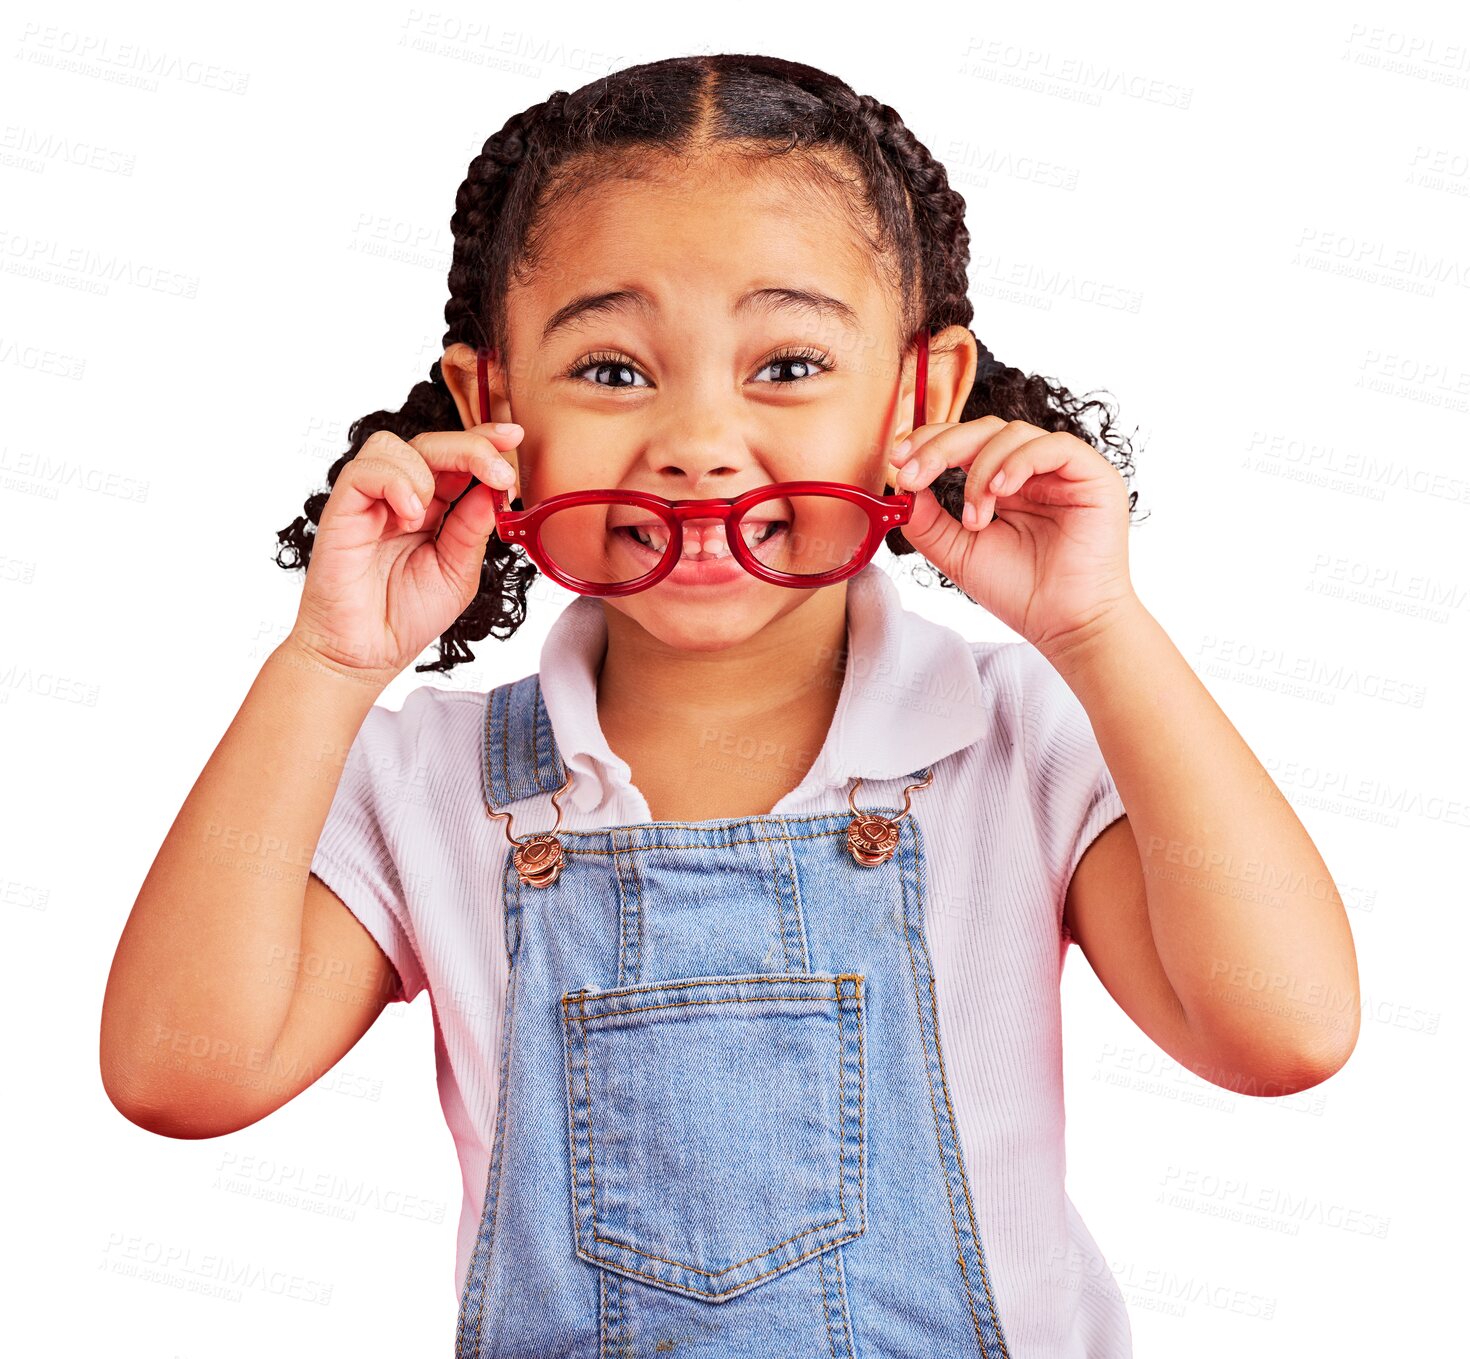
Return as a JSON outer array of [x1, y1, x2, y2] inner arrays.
[[645, 426, 749, 553], [641, 387, 763, 493], [631, 375, 779, 554]]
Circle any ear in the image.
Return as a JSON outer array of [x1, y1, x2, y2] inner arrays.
[[885, 324, 978, 487], [440, 342, 513, 430], [921, 324, 979, 426]]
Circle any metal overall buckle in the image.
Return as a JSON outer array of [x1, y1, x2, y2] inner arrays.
[[485, 765, 935, 886], [844, 768, 934, 866], [483, 767, 575, 888]]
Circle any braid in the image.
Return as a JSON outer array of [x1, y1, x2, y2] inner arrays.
[[849, 92, 974, 336], [275, 56, 1139, 668], [274, 91, 575, 673], [834, 85, 1136, 567]]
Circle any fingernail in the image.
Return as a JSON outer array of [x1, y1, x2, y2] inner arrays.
[[490, 460, 515, 487], [962, 502, 978, 530], [407, 493, 425, 517], [492, 422, 523, 436], [894, 437, 912, 459], [989, 469, 1006, 493], [900, 463, 920, 487]]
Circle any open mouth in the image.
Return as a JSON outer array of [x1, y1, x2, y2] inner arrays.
[[616, 518, 789, 558]]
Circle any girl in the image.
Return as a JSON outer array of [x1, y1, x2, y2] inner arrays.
[[102, 54, 1360, 1359]]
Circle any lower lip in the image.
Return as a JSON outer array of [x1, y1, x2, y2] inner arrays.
[[618, 526, 784, 587]]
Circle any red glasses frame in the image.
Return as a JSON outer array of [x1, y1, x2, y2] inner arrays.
[[474, 327, 930, 597]]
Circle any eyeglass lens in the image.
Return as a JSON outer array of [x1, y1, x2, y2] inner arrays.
[[536, 492, 875, 586]]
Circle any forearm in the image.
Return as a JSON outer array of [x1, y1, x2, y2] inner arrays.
[[1041, 599, 1362, 1073], [101, 639, 388, 1116]]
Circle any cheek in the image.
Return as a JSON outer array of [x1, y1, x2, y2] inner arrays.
[[775, 421, 889, 485], [518, 439, 629, 499]]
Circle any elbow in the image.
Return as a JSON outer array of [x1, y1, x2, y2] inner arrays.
[[1184, 1008, 1360, 1098], [99, 1059, 251, 1141], [105, 1089, 251, 1141], [1255, 1020, 1361, 1097]]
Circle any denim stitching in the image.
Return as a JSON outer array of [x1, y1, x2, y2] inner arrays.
[[899, 817, 1008, 1358], [566, 992, 586, 1263], [554, 825, 850, 855], [564, 973, 857, 1004], [499, 683, 510, 802], [752, 831, 792, 973], [612, 833, 632, 990], [583, 997, 852, 1273], [504, 843, 522, 964], [456, 932, 523, 1358], [817, 1241, 839, 1359], [566, 993, 853, 1023], [564, 982, 864, 1289], [785, 836, 813, 974], [771, 834, 798, 972], [916, 818, 1011, 1358], [592, 1225, 869, 1303], [630, 846, 646, 985], [578, 991, 596, 1255], [831, 1233, 858, 1356], [530, 674, 540, 772], [612, 1271, 628, 1359]]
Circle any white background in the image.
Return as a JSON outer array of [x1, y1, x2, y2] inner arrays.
[[4, 1, 1465, 1353]]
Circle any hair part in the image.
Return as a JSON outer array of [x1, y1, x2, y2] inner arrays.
[[275, 53, 1143, 674]]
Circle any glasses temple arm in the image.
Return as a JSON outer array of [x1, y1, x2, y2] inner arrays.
[[912, 327, 929, 433]]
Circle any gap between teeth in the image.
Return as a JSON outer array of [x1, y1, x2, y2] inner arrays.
[[628, 523, 780, 555]]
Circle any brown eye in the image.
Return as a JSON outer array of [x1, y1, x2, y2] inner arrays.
[[754, 348, 833, 384], [565, 351, 651, 388]]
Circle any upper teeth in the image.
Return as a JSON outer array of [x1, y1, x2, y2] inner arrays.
[[625, 520, 784, 555], [630, 524, 670, 551]]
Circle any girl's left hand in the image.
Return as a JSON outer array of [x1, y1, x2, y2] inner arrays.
[[889, 415, 1137, 655]]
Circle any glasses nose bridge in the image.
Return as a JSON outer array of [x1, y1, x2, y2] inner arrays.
[[667, 498, 739, 523]]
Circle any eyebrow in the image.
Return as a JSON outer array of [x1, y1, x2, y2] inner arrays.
[[539, 285, 860, 343]]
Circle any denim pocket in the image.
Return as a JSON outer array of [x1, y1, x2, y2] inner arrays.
[[560, 972, 867, 1303]]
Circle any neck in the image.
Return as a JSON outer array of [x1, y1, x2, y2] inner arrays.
[[595, 587, 850, 818]]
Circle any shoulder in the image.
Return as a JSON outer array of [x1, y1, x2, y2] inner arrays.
[[964, 637, 1082, 737], [963, 638, 1123, 915], [963, 637, 1107, 782], [345, 682, 494, 793], [358, 681, 488, 741]]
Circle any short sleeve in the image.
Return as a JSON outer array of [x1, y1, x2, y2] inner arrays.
[[1011, 644, 1128, 939], [309, 693, 432, 1004]]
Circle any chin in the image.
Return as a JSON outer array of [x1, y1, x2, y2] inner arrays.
[[605, 583, 823, 652]]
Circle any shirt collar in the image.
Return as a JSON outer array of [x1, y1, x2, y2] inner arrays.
[[538, 561, 990, 816]]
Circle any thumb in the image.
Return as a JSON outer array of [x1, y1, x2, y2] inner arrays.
[[432, 481, 500, 597], [898, 485, 967, 572]]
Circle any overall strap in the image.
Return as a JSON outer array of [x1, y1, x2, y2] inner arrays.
[[481, 673, 569, 808]]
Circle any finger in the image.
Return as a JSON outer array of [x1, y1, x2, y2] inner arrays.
[[889, 418, 982, 480], [432, 480, 501, 595], [410, 468, 472, 538], [890, 419, 965, 466], [409, 425, 521, 493], [424, 462, 482, 510], [334, 432, 437, 528], [959, 423, 1051, 529], [328, 426, 521, 544], [965, 430, 1095, 530], [893, 416, 1017, 492]]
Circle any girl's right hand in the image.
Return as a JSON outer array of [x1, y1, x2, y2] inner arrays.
[[288, 424, 523, 685]]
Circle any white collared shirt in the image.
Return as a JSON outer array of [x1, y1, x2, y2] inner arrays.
[[312, 561, 1131, 1356]]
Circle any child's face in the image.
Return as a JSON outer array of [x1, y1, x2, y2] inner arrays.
[[500, 153, 913, 652]]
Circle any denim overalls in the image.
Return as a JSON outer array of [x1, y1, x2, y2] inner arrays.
[[454, 673, 1014, 1359]]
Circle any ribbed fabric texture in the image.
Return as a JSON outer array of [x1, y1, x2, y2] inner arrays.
[[309, 564, 1132, 1356]]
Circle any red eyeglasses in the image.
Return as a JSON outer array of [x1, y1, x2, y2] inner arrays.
[[474, 327, 929, 597]]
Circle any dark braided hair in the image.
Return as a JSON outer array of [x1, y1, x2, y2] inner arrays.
[[276, 54, 1141, 675]]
